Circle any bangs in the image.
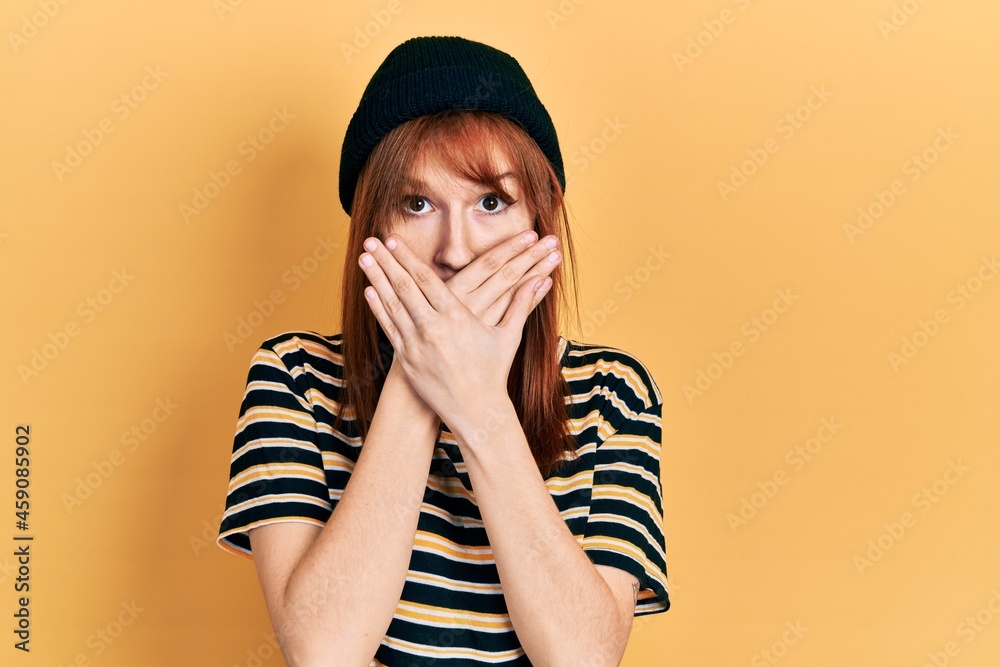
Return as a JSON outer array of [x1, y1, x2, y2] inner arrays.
[[355, 110, 560, 239], [409, 112, 523, 204], [370, 111, 549, 232]]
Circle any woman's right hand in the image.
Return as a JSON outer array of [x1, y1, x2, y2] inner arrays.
[[444, 230, 562, 327]]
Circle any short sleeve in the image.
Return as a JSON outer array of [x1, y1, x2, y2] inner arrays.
[[216, 343, 332, 558], [581, 401, 670, 615]]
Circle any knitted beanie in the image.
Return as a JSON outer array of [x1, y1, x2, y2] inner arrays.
[[338, 35, 565, 216]]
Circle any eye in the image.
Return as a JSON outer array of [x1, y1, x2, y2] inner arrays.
[[477, 193, 514, 216], [402, 195, 431, 216]]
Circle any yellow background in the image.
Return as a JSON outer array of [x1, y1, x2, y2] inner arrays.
[[2, 0, 999, 665]]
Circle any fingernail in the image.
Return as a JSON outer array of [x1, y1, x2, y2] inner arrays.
[[386, 238, 397, 250], [363, 238, 376, 252], [547, 251, 561, 263], [523, 231, 538, 244], [544, 236, 558, 249], [360, 254, 374, 267]]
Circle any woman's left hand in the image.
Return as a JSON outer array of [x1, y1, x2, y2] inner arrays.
[[357, 234, 553, 430]]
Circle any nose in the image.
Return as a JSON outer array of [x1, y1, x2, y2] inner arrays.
[[433, 208, 476, 275]]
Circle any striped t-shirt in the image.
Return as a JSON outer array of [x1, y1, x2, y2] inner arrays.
[[217, 330, 669, 666]]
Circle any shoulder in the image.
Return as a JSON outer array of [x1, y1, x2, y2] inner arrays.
[[243, 330, 346, 402], [257, 329, 342, 356], [253, 330, 344, 371], [559, 336, 662, 431], [559, 336, 662, 409]]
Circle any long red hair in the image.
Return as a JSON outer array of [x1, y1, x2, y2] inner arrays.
[[333, 110, 582, 478]]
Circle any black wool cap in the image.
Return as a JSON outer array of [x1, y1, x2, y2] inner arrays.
[[338, 35, 565, 216]]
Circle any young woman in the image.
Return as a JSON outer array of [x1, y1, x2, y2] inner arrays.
[[217, 36, 669, 667]]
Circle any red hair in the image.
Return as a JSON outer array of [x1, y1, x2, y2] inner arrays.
[[333, 110, 582, 477]]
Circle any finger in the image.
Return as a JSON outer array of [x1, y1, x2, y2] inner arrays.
[[475, 235, 560, 315], [361, 282, 404, 351], [446, 229, 539, 304], [481, 280, 521, 328], [383, 235, 458, 316], [483, 247, 562, 325], [362, 236, 436, 327], [358, 243, 417, 342], [498, 274, 552, 335]]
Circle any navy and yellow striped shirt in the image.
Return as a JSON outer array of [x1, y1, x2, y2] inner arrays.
[[217, 330, 669, 665]]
